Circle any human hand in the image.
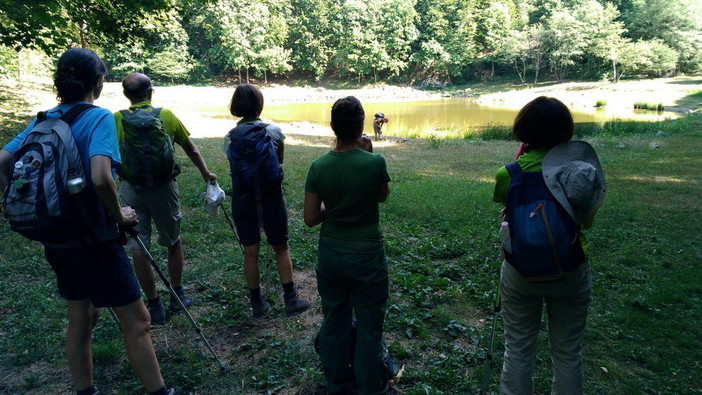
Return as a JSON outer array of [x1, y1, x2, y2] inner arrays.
[[203, 172, 217, 183], [357, 134, 373, 152], [118, 206, 138, 226]]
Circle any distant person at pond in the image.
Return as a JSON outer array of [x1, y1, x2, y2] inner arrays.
[[372, 112, 388, 141], [304, 96, 392, 394], [493, 96, 606, 394], [225, 84, 310, 319], [0, 49, 173, 395], [115, 72, 216, 326]]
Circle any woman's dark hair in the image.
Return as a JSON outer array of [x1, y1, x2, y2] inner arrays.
[[53, 48, 107, 103], [230, 84, 264, 118], [331, 96, 365, 143], [512, 96, 574, 150]]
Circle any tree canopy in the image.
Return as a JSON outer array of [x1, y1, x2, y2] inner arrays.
[[1, 0, 700, 84]]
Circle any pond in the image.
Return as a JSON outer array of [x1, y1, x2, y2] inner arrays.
[[194, 97, 676, 139]]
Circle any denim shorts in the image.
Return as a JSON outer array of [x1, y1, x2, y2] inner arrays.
[[231, 187, 289, 246], [44, 239, 142, 308]]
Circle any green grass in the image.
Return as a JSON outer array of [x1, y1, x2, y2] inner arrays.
[[633, 101, 664, 111], [1, 83, 701, 394]]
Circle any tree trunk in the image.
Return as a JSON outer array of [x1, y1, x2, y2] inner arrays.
[[612, 59, 617, 82], [238, 69, 242, 84], [264, 70, 268, 84], [17, 49, 22, 82], [246, 68, 250, 84]]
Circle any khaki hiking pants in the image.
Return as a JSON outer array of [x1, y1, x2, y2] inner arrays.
[[499, 260, 592, 395]]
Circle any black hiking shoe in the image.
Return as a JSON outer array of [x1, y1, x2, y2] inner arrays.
[[170, 287, 194, 313], [251, 299, 271, 319], [147, 297, 167, 326], [284, 296, 311, 317]]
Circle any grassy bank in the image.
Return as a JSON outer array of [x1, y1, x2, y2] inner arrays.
[[1, 81, 701, 394]]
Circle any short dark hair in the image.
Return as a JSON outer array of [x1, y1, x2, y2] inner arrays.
[[512, 96, 574, 150], [53, 48, 107, 103], [230, 84, 264, 118], [331, 96, 365, 143], [122, 73, 153, 101]]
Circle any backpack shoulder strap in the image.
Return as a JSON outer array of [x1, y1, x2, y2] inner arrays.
[[505, 161, 522, 177], [61, 104, 96, 125], [152, 107, 163, 117]]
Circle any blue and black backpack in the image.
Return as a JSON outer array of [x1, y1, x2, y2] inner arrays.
[[504, 162, 585, 281], [226, 122, 283, 194]]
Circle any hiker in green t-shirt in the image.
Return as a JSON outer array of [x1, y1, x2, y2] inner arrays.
[[115, 73, 216, 326], [304, 96, 392, 394]]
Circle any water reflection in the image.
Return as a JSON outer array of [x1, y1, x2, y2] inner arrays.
[[204, 97, 675, 138]]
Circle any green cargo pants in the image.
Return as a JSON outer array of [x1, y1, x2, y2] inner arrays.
[[316, 237, 389, 395]]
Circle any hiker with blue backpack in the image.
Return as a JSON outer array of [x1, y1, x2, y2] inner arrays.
[[0, 49, 173, 395], [493, 96, 606, 394], [225, 84, 310, 319], [304, 96, 394, 395], [115, 73, 216, 326]]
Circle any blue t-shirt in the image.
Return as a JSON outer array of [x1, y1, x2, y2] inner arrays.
[[3, 102, 122, 245]]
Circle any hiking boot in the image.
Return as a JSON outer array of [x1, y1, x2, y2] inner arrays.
[[252, 299, 270, 319], [147, 297, 166, 326], [284, 296, 311, 317], [170, 287, 194, 313]]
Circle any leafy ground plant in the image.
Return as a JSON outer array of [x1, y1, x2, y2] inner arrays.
[[1, 83, 701, 394]]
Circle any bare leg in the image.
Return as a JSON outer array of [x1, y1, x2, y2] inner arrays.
[[167, 239, 185, 289], [66, 299, 99, 391], [113, 298, 165, 393], [243, 243, 261, 289], [132, 249, 158, 300], [271, 241, 294, 284]]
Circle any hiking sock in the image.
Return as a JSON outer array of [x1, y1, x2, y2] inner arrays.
[[282, 282, 296, 301], [249, 287, 263, 303], [148, 387, 170, 395], [76, 385, 98, 395]]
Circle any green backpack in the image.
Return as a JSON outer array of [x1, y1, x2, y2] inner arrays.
[[117, 105, 180, 186]]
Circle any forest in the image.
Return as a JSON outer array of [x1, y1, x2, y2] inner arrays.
[[1, 0, 701, 85]]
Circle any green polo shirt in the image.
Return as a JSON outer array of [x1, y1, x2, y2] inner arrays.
[[114, 101, 190, 145]]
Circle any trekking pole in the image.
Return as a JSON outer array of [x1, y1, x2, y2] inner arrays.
[[480, 275, 502, 394], [263, 241, 273, 296], [220, 204, 245, 255], [120, 226, 230, 374]]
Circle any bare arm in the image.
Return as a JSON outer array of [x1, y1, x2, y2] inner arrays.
[[0, 149, 11, 192], [303, 191, 326, 227], [90, 155, 137, 226], [180, 139, 217, 183], [379, 182, 390, 203]]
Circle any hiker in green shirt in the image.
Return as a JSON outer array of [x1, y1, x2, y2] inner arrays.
[[304, 96, 392, 395], [115, 73, 216, 326]]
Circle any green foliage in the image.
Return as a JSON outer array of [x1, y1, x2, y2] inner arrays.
[[595, 99, 607, 107], [633, 102, 664, 111]]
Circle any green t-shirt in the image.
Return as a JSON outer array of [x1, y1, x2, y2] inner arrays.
[[305, 148, 391, 241], [114, 101, 190, 146]]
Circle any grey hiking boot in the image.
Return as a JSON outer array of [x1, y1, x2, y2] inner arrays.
[[147, 297, 166, 326], [170, 287, 194, 313], [284, 296, 311, 317], [252, 299, 271, 319]]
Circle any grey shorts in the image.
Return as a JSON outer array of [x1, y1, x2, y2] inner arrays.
[[119, 180, 183, 250]]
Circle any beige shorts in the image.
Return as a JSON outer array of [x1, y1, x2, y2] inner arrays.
[[119, 180, 183, 250]]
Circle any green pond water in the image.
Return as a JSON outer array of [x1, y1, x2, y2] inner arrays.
[[200, 97, 675, 138]]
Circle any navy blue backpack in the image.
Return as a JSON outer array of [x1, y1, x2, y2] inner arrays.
[[504, 162, 585, 281], [226, 122, 282, 194]]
